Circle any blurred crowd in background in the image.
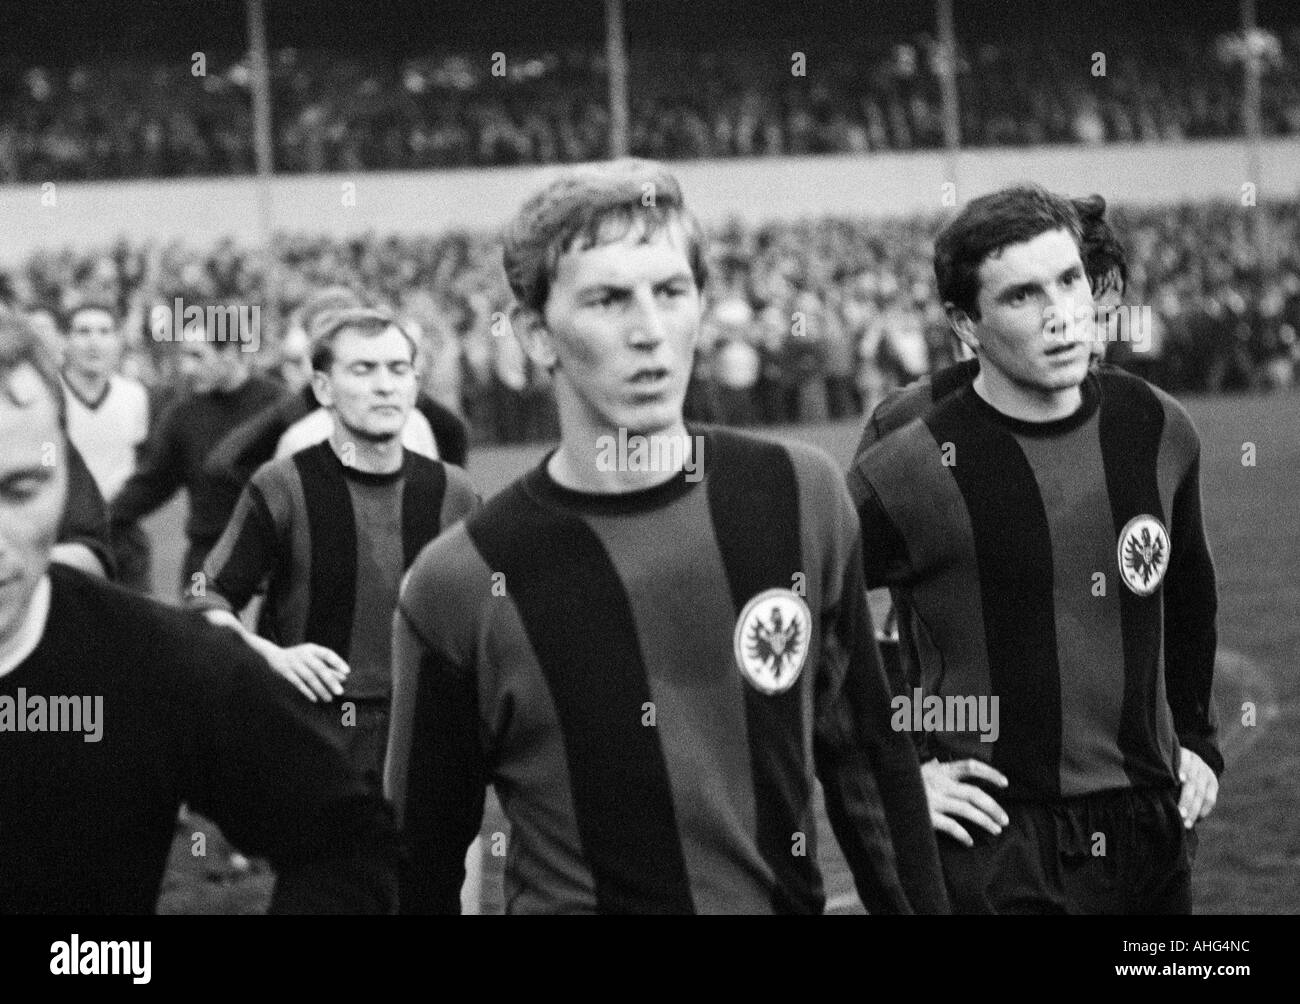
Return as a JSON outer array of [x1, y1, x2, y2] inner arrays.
[[4, 28, 1300, 181], [4, 200, 1297, 445]]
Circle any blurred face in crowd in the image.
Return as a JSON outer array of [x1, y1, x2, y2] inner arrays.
[[954, 227, 1094, 396], [26, 310, 60, 344], [523, 216, 703, 442], [178, 340, 241, 395], [0, 365, 66, 650], [64, 307, 120, 381], [313, 324, 417, 443], [279, 326, 313, 392]]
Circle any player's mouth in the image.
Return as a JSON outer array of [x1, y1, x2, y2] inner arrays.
[[628, 367, 671, 391]]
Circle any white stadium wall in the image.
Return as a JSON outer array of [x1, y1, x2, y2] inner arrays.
[[2, 138, 1298, 265]]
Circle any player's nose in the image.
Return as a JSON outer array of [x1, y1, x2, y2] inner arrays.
[[626, 289, 666, 347]]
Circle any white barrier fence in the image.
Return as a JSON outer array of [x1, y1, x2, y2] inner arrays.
[[3, 138, 1298, 264]]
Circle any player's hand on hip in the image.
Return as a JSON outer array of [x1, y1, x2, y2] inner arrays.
[[267, 643, 350, 703], [921, 758, 1010, 847], [1177, 748, 1218, 828]]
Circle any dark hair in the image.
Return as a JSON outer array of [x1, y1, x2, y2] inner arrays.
[[502, 158, 709, 315], [1073, 193, 1128, 299], [309, 306, 417, 372], [934, 184, 1083, 319], [0, 306, 66, 428]]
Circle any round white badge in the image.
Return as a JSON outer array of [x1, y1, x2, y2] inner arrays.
[[734, 588, 812, 695], [1117, 514, 1171, 596]]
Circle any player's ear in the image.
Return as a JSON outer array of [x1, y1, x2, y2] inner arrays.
[[945, 302, 979, 353], [514, 306, 558, 370], [310, 367, 333, 408]]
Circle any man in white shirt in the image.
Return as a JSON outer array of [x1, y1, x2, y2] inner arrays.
[[59, 303, 152, 591]]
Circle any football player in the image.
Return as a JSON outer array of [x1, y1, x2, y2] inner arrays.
[[59, 302, 152, 590], [0, 307, 399, 914], [191, 306, 477, 795], [850, 185, 1220, 913], [387, 159, 948, 914]]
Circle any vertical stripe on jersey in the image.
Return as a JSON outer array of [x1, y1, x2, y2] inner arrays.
[[924, 405, 1063, 796], [1097, 375, 1169, 787], [467, 501, 695, 914], [401, 457, 447, 567], [705, 433, 819, 914], [293, 446, 358, 658]]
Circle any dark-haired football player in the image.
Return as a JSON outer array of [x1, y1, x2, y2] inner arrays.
[[850, 185, 1220, 914]]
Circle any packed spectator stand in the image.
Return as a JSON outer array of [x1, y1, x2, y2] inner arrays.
[[4, 30, 1300, 182], [6, 199, 1297, 445]]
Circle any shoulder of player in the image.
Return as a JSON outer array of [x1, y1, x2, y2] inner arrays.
[[1097, 364, 1200, 449], [403, 452, 478, 517], [47, 565, 264, 691], [399, 519, 495, 657]]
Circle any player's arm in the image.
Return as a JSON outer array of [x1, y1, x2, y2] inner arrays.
[[814, 501, 949, 914], [386, 593, 488, 915], [853, 470, 1010, 845], [54, 440, 114, 579], [183, 627, 398, 914], [194, 477, 349, 702], [1163, 449, 1222, 824], [108, 401, 185, 530]]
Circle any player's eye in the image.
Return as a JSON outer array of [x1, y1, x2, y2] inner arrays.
[[0, 475, 47, 502], [1009, 289, 1031, 306]]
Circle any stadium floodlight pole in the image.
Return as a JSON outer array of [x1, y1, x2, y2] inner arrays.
[[1240, 0, 1266, 261], [935, 0, 961, 197], [246, 0, 283, 341], [605, 0, 630, 157]]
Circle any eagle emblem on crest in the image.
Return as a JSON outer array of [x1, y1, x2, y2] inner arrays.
[[1117, 514, 1170, 596], [734, 588, 812, 695]]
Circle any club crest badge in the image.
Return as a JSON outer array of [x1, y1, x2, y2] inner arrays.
[[1117, 514, 1171, 596], [734, 588, 812, 695]]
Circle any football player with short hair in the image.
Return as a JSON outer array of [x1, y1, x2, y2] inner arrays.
[[191, 307, 477, 795], [59, 302, 153, 590], [850, 185, 1220, 914], [109, 307, 288, 597], [388, 159, 947, 915], [0, 307, 399, 914]]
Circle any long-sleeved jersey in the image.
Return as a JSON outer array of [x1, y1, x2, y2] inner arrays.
[[850, 368, 1222, 799], [389, 426, 948, 915], [109, 375, 287, 550], [192, 441, 477, 700], [0, 564, 398, 914]]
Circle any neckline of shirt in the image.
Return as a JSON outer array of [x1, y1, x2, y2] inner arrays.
[[962, 370, 1100, 438], [319, 439, 409, 486], [524, 430, 708, 516]]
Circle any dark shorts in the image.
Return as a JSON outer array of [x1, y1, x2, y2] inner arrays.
[[938, 785, 1197, 915], [305, 697, 391, 796]]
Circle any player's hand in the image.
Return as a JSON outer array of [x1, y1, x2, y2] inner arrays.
[[1177, 748, 1218, 828], [921, 758, 1010, 847], [264, 643, 350, 703]]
